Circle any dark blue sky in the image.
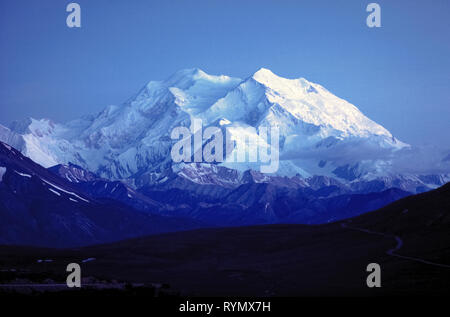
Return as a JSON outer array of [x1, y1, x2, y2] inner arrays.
[[0, 0, 449, 147]]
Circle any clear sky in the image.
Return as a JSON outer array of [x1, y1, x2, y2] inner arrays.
[[0, 0, 449, 147]]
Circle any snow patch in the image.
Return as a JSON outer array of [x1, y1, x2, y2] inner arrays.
[[14, 171, 32, 178], [48, 188, 61, 196], [82, 257, 96, 263], [111, 184, 119, 192], [42, 179, 90, 203], [0, 167, 6, 181]]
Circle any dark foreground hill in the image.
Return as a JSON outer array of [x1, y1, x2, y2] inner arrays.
[[0, 183, 449, 296]]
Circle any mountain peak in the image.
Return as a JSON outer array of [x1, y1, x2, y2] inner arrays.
[[251, 68, 310, 91], [166, 68, 236, 87], [252, 67, 280, 82]]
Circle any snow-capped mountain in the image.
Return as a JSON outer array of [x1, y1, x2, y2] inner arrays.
[[0, 68, 448, 191]]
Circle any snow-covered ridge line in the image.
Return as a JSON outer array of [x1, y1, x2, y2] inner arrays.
[[41, 178, 90, 203], [15, 171, 32, 178], [48, 187, 61, 196]]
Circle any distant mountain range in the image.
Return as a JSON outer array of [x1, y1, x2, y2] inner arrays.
[[0, 68, 449, 247], [0, 140, 417, 247], [0, 68, 448, 192]]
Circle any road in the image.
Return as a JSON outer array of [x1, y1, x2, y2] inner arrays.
[[341, 223, 450, 269]]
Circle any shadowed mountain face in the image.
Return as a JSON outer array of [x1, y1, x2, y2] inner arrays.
[[0, 142, 202, 247], [139, 179, 412, 225], [1, 184, 449, 296], [48, 162, 165, 214], [48, 153, 413, 227], [0, 141, 416, 247]]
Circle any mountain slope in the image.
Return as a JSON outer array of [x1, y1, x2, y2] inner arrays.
[[48, 162, 164, 213], [141, 173, 412, 226], [347, 182, 450, 262], [0, 141, 202, 247]]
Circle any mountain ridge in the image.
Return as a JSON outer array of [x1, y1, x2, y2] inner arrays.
[[0, 141, 203, 247]]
